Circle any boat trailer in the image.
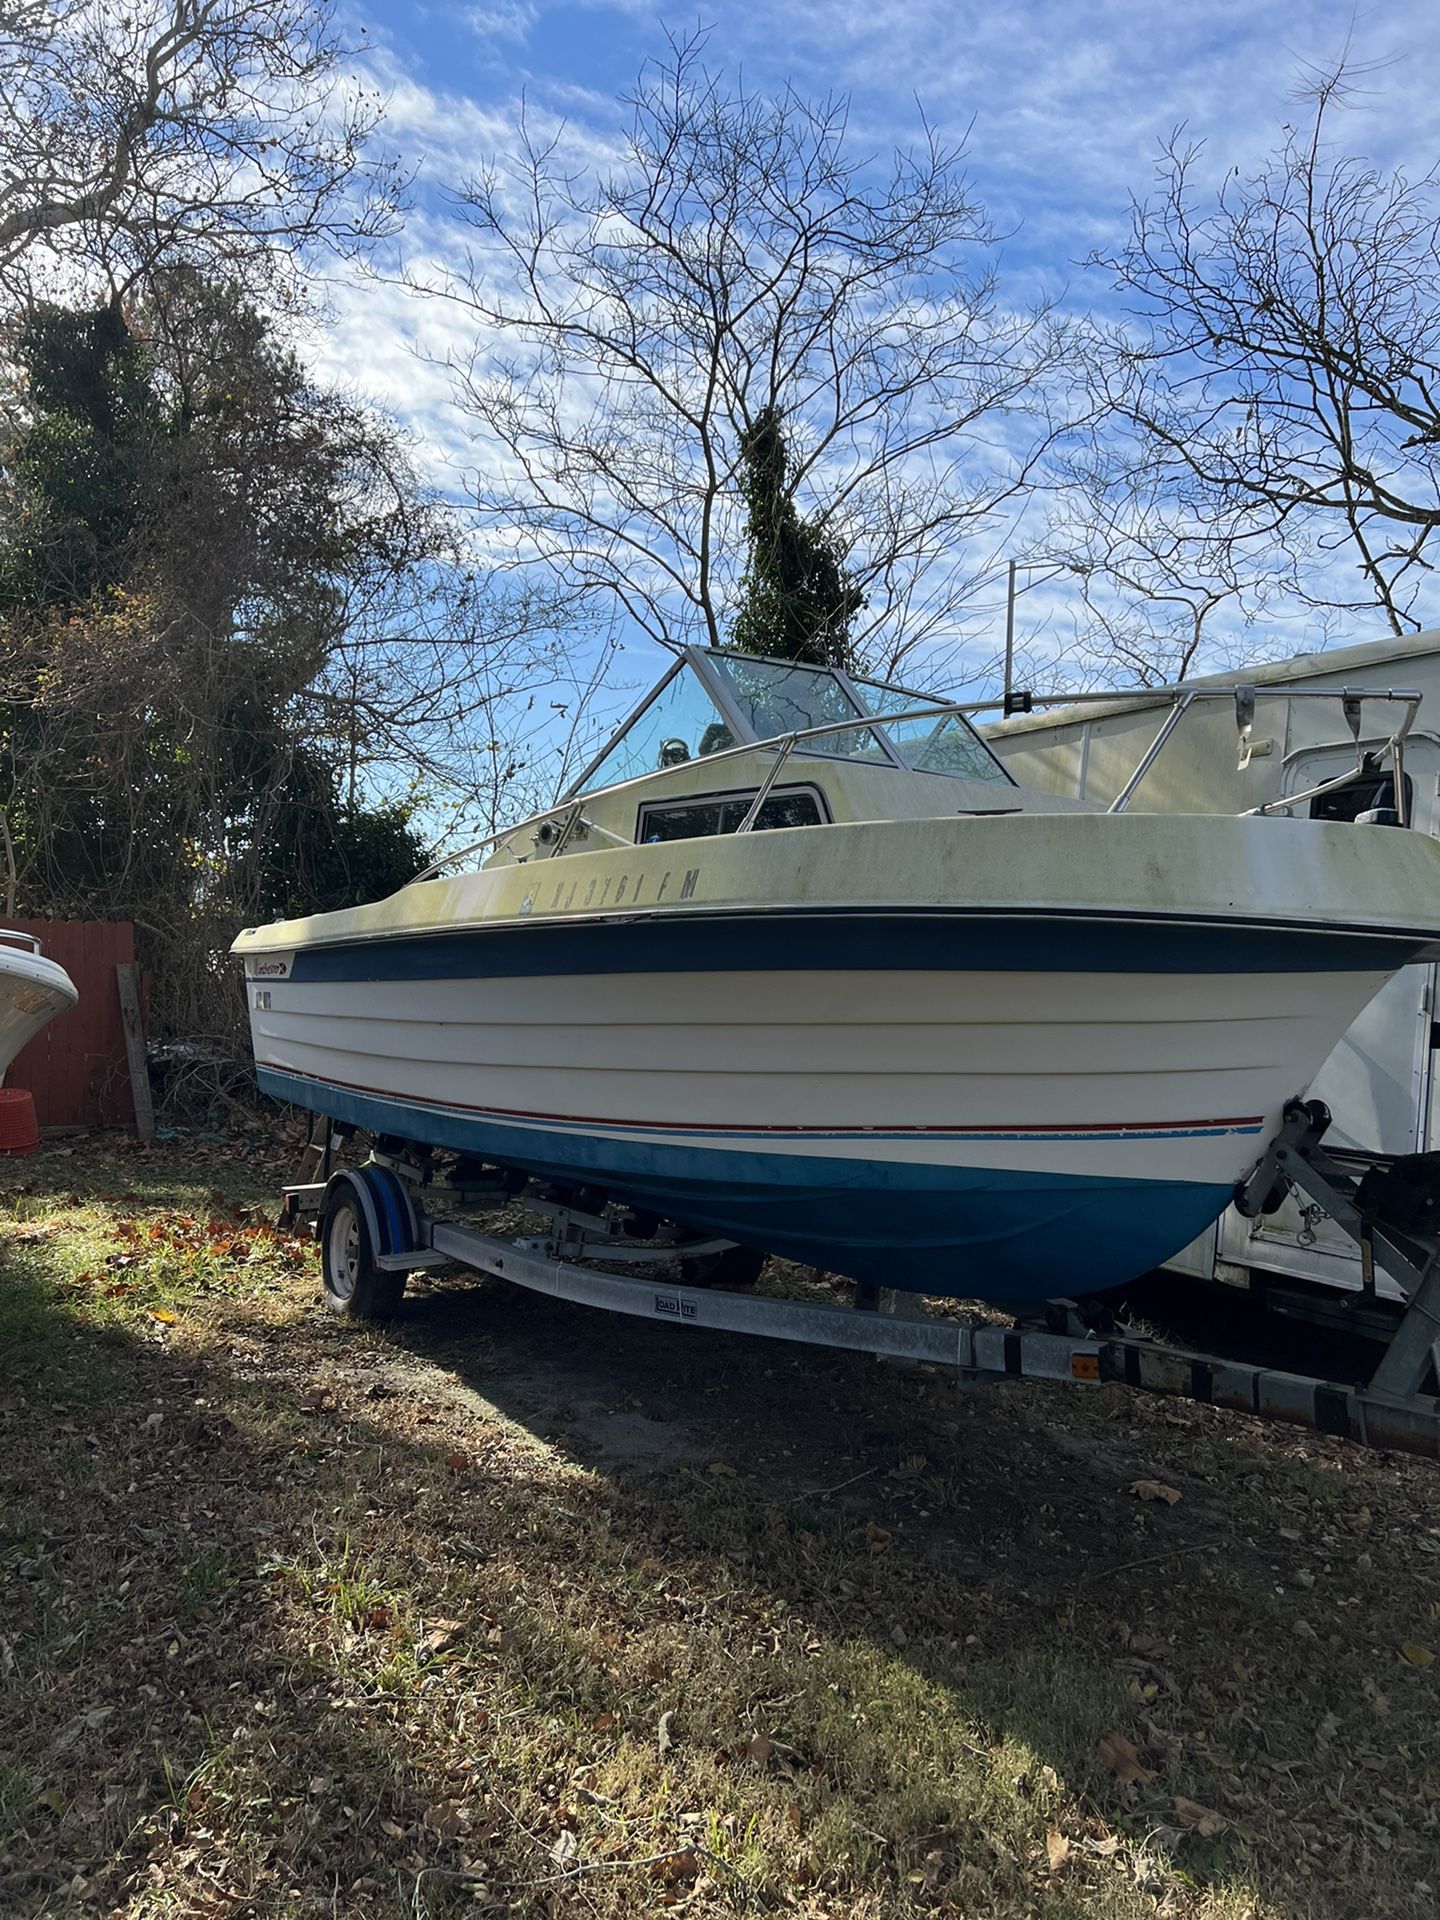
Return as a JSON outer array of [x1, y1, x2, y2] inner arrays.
[[282, 1103, 1440, 1462]]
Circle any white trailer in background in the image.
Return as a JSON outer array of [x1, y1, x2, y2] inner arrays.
[[987, 628, 1440, 1327]]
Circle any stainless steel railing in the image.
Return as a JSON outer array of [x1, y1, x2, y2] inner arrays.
[[405, 679, 1423, 882]]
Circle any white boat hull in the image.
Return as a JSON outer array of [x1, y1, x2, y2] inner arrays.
[[0, 939, 79, 1081], [246, 953, 1390, 1299], [237, 811, 1440, 1300]]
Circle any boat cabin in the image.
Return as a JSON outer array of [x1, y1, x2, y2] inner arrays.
[[491, 647, 1081, 867]]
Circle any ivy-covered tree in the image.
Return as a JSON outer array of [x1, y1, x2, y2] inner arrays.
[[0, 300, 162, 609], [0, 286, 435, 1035], [730, 407, 864, 669]]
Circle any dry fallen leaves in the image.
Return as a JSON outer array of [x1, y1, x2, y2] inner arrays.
[[1045, 1828, 1071, 1871], [1399, 1640, 1435, 1669], [1129, 1479, 1182, 1505], [422, 1800, 469, 1840], [550, 1827, 579, 1871], [51, 1706, 113, 1754], [649, 1849, 699, 1884], [419, 1618, 464, 1657], [1173, 1796, 1227, 1837], [1096, 1732, 1157, 1784], [1080, 1833, 1122, 1858]]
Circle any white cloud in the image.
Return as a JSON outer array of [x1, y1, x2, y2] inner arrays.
[[462, 2, 538, 47], [685, 0, 1440, 255]]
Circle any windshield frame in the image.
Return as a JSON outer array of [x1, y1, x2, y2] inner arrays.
[[559, 657, 696, 801]]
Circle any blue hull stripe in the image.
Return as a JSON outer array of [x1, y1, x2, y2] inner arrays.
[[282, 906, 1429, 985], [259, 1065, 1238, 1302]]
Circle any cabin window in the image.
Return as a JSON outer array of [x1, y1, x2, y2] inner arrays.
[[1309, 770, 1412, 826], [638, 787, 827, 843]]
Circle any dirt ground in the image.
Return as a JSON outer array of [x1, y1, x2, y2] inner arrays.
[[1, 1131, 1438, 1920]]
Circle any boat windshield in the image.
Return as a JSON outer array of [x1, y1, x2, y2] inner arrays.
[[707, 655, 883, 760], [568, 650, 1013, 798], [573, 664, 737, 796], [853, 679, 1011, 784]]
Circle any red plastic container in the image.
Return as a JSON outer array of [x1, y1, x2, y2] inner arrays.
[[0, 1086, 41, 1156]]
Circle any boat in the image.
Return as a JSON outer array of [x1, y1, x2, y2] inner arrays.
[[233, 647, 1440, 1302], [0, 929, 79, 1080]]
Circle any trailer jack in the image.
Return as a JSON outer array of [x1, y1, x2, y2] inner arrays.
[[1235, 1098, 1440, 1433]]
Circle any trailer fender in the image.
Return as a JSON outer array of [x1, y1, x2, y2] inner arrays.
[[318, 1164, 417, 1320], [328, 1162, 419, 1259]]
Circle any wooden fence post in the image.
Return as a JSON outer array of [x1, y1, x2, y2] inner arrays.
[[115, 962, 155, 1142]]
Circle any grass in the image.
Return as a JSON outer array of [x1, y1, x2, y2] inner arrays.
[[1, 1132, 1437, 1918]]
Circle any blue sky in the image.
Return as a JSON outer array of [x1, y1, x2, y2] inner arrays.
[[351, 0, 1440, 301], [316, 0, 1440, 739]]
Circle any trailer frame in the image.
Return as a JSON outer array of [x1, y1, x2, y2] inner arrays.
[[281, 1115, 1440, 1462]]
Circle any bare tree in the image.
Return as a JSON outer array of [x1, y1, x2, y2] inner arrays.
[[426, 32, 1067, 677], [1083, 64, 1440, 639], [306, 564, 611, 828], [1031, 440, 1323, 689], [0, 0, 402, 308]]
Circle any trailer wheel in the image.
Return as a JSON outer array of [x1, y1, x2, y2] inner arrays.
[[321, 1190, 405, 1321], [679, 1244, 765, 1290]]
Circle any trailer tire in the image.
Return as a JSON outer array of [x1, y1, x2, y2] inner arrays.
[[321, 1188, 405, 1321]]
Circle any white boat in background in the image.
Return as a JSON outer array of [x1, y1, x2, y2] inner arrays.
[[234, 647, 1440, 1305], [0, 929, 78, 1080]]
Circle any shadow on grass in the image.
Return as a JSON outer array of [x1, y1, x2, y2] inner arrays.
[[2, 1154, 1435, 1920], [386, 1273, 1440, 1919]]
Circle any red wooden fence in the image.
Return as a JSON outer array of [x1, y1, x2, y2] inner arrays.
[[2, 918, 140, 1130]]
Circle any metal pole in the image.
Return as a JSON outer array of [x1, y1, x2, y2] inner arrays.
[[1003, 559, 1017, 713], [1108, 691, 1195, 813], [734, 735, 798, 832]]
